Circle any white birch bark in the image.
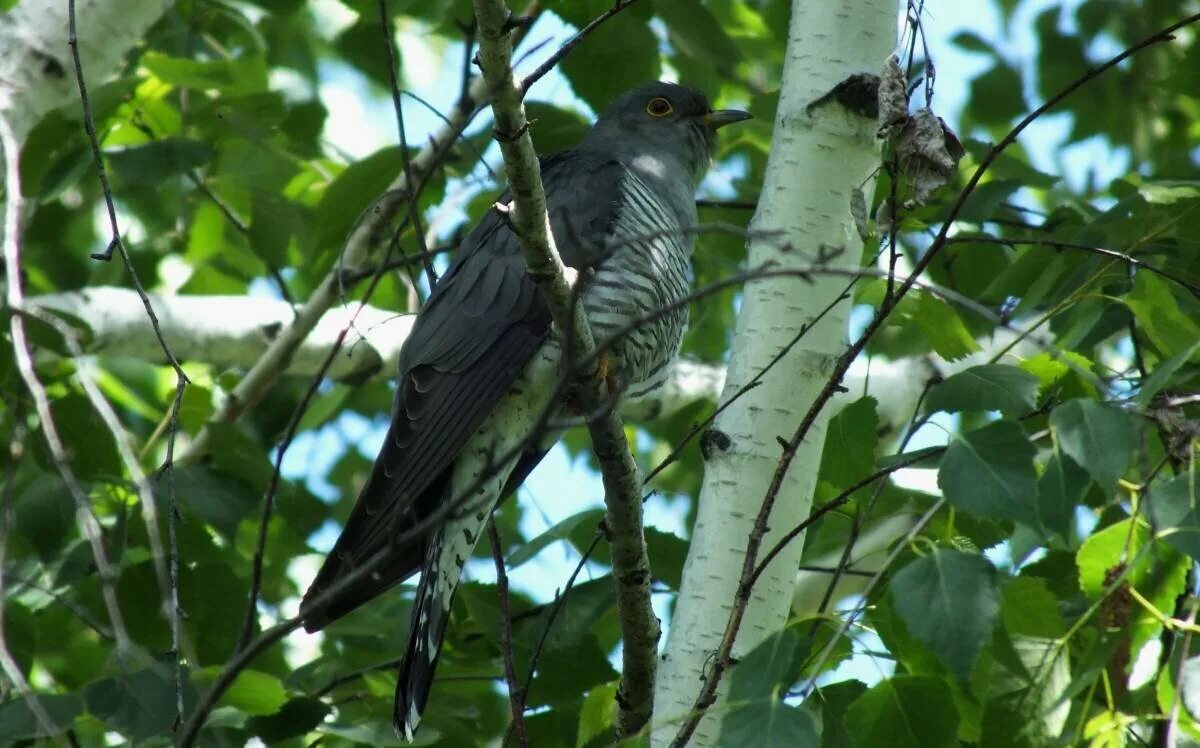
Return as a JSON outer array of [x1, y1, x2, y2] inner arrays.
[[26, 287, 725, 423], [0, 0, 168, 143], [652, 1, 898, 743]]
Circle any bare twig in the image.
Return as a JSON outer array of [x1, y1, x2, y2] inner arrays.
[[517, 0, 643, 95], [68, 3, 191, 701], [748, 448, 943, 590], [234, 324, 354, 653], [161, 382, 188, 728], [0, 111, 131, 653], [1165, 595, 1199, 746], [946, 235, 1200, 298], [67, 0, 189, 381], [488, 520, 528, 746], [378, 0, 438, 288]]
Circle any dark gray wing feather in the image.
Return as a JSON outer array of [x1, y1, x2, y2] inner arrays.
[[301, 151, 624, 630]]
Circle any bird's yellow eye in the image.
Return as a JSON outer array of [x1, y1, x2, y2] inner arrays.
[[646, 97, 673, 117]]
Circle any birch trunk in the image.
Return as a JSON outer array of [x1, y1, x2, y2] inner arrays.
[[0, 0, 168, 143], [653, 1, 897, 743]]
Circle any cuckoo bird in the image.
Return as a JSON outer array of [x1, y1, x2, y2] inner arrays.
[[300, 81, 750, 740]]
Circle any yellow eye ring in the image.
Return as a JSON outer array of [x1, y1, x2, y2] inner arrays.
[[645, 97, 673, 117]]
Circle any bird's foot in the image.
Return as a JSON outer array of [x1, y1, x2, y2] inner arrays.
[[597, 352, 627, 396], [564, 352, 625, 417]]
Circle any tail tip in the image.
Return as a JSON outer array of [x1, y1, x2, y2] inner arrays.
[[395, 700, 422, 743]]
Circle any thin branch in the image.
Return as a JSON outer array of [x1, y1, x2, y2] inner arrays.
[[472, 0, 658, 736], [488, 519, 528, 746], [378, 0, 438, 287], [796, 499, 945, 689], [947, 236, 1200, 298], [162, 382, 188, 729], [234, 324, 353, 653], [68, 6, 192, 705], [67, 0, 190, 382], [1, 572, 114, 641], [515, 528, 601, 722], [807, 377, 938, 628], [517, 0, 643, 95], [70, 353, 172, 611], [748, 447, 943, 590], [1166, 595, 1199, 746], [667, 12, 1200, 745], [695, 198, 757, 211], [0, 111, 131, 653]]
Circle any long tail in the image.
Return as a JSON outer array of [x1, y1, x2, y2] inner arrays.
[[394, 541, 448, 741], [393, 506, 485, 741], [392, 348, 563, 740]]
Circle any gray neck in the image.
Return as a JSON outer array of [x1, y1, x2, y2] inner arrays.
[[583, 138, 701, 235]]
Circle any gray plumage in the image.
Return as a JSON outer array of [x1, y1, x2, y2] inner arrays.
[[299, 81, 750, 741]]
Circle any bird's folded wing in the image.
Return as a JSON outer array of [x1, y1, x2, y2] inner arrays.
[[302, 153, 626, 621]]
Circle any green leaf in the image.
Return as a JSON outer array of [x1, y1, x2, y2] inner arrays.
[[142, 51, 269, 95], [107, 138, 214, 185], [1136, 340, 1200, 405], [508, 509, 604, 568], [1049, 399, 1134, 491], [951, 31, 994, 54], [877, 446, 945, 471], [911, 292, 981, 361], [576, 682, 617, 748], [12, 475, 75, 562], [167, 466, 259, 543], [1001, 577, 1064, 639], [0, 693, 81, 741], [938, 421, 1038, 526], [819, 397, 879, 489], [1145, 473, 1200, 562], [559, 13, 660, 112], [1077, 518, 1189, 654], [525, 102, 592, 155], [197, 668, 288, 716], [250, 192, 312, 267], [311, 146, 405, 253], [718, 630, 818, 747], [1138, 182, 1200, 205], [1035, 451, 1088, 541], [645, 527, 689, 589], [925, 364, 1040, 416], [1019, 350, 1098, 397], [816, 679, 867, 748], [1035, 9, 1088, 101], [246, 697, 330, 742], [655, 2, 741, 70], [968, 63, 1025, 123], [1126, 272, 1200, 360], [890, 550, 1000, 681], [84, 665, 179, 741], [846, 675, 959, 748], [206, 421, 276, 492], [181, 562, 251, 665]]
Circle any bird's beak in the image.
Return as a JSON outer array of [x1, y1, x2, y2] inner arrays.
[[704, 109, 753, 130]]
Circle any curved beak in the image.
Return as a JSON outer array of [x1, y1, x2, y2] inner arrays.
[[704, 109, 753, 130]]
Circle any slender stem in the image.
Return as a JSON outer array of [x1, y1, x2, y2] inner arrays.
[[488, 520, 528, 746]]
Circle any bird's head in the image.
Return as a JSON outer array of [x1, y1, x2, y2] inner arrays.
[[584, 81, 752, 185]]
